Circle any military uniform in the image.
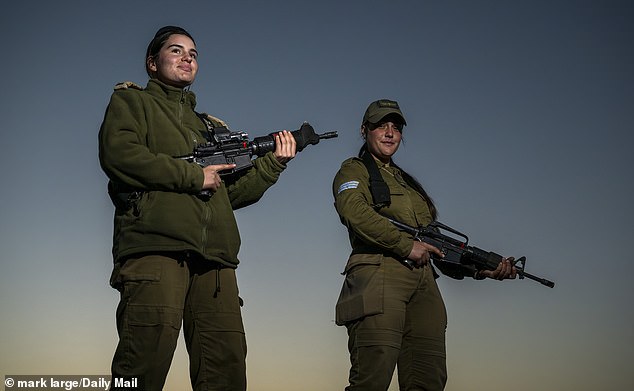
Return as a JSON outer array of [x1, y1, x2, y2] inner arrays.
[[333, 157, 448, 391], [99, 79, 287, 390]]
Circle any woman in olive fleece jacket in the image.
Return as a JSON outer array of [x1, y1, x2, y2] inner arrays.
[[99, 26, 296, 391], [99, 78, 286, 267]]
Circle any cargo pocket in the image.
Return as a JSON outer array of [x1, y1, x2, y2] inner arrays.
[[335, 254, 384, 326], [126, 304, 183, 329], [109, 256, 162, 291], [113, 257, 184, 367]]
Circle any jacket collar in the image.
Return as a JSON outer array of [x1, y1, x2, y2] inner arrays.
[[146, 79, 197, 108]]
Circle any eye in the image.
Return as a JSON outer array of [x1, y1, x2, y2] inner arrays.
[[375, 123, 402, 132]]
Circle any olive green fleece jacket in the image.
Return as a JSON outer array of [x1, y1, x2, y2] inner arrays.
[[99, 79, 286, 267]]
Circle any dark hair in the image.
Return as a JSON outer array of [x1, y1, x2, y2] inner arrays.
[[358, 144, 438, 220], [145, 26, 195, 77]]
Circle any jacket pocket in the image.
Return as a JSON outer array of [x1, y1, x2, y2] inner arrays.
[[335, 254, 384, 326]]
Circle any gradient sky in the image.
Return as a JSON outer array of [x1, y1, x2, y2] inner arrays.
[[1, 1, 632, 390]]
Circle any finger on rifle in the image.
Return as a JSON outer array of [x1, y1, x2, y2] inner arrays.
[[505, 258, 518, 279], [278, 131, 296, 156], [285, 130, 297, 151], [206, 163, 237, 172], [498, 259, 515, 280], [423, 242, 444, 258], [276, 132, 288, 155]]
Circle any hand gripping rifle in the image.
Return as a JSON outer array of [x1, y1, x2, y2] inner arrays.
[[389, 219, 555, 288], [179, 122, 338, 176]]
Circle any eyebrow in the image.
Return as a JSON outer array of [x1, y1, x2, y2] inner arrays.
[[167, 44, 198, 56]]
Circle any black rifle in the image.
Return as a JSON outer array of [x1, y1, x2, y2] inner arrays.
[[180, 122, 337, 176], [389, 219, 555, 288]]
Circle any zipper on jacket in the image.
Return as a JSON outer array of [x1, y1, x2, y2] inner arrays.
[[178, 91, 185, 126], [178, 90, 199, 149], [178, 90, 188, 148]]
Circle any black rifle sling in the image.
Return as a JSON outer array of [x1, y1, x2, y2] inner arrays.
[[195, 112, 217, 143], [360, 150, 391, 208]]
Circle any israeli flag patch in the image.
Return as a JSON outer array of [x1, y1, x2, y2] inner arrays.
[[338, 181, 360, 194]]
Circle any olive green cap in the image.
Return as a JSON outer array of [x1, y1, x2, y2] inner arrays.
[[362, 99, 407, 125]]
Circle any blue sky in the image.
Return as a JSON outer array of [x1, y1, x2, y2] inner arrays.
[[1, 1, 632, 390]]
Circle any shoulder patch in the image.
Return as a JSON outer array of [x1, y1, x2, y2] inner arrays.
[[337, 180, 360, 194], [114, 81, 144, 91]]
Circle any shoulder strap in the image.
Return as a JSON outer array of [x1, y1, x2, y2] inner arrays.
[[360, 150, 391, 208], [195, 112, 230, 143], [113, 81, 143, 91], [196, 112, 228, 129]]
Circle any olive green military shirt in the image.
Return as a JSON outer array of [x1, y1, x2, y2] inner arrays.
[[333, 157, 433, 259]]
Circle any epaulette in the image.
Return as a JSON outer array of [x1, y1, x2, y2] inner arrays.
[[114, 81, 144, 91], [199, 112, 229, 129]]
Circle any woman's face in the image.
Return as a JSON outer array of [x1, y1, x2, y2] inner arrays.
[[147, 34, 198, 88], [363, 122, 402, 163]]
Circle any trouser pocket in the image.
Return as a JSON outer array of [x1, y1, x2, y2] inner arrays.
[[335, 254, 384, 326]]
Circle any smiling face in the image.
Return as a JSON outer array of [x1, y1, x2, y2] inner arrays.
[[363, 121, 403, 164], [147, 34, 198, 88]]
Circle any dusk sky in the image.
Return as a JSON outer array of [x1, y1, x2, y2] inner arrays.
[[1, 1, 632, 390]]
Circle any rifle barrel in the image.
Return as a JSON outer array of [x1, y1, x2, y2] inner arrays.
[[518, 269, 555, 288], [319, 131, 338, 139]]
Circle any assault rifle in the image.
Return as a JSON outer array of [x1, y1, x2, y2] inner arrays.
[[389, 219, 555, 288], [180, 122, 337, 176]]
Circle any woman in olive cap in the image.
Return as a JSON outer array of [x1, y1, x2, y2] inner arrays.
[[332, 99, 516, 390]]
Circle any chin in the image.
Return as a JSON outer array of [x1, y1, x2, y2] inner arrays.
[[382, 149, 397, 157], [176, 80, 194, 88]]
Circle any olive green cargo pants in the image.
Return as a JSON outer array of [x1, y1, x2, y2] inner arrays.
[[110, 254, 246, 391], [337, 257, 448, 391]]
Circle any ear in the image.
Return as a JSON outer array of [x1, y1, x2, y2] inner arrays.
[[360, 126, 366, 139], [147, 56, 157, 73]]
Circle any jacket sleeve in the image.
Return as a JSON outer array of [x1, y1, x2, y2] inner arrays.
[[98, 91, 203, 193], [333, 159, 413, 258], [224, 152, 286, 209]]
